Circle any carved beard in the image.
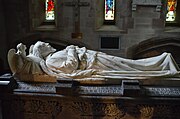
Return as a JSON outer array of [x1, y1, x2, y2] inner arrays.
[[40, 45, 56, 59]]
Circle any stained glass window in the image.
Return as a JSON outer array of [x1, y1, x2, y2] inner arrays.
[[104, 0, 115, 21], [45, 0, 55, 20], [166, 0, 177, 22]]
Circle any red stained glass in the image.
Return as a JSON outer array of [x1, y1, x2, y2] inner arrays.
[[166, 0, 177, 22], [47, 0, 54, 12], [46, 0, 55, 20]]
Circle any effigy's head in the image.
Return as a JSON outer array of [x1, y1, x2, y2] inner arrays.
[[32, 41, 56, 58]]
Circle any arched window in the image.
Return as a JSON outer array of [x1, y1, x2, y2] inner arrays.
[[30, 0, 57, 31], [166, 0, 177, 22], [45, 0, 55, 21], [104, 0, 115, 25], [95, 0, 129, 31]]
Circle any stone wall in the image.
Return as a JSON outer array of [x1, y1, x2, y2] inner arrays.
[[0, 0, 8, 70]]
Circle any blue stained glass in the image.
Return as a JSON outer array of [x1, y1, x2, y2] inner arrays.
[[105, 0, 115, 20]]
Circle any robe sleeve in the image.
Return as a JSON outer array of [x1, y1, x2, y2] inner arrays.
[[45, 46, 79, 74], [62, 48, 79, 72]]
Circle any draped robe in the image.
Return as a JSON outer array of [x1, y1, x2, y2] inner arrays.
[[40, 45, 180, 80]]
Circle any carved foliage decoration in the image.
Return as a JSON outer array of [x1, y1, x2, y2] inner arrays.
[[4, 97, 180, 119], [70, 102, 125, 118], [11, 98, 62, 119], [12, 99, 26, 112], [138, 105, 154, 119], [152, 105, 171, 119], [70, 102, 93, 116]]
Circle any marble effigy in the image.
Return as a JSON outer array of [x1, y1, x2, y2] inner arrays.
[[7, 41, 180, 82]]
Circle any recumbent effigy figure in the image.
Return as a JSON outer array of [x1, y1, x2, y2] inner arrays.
[[8, 41, 180, 82]]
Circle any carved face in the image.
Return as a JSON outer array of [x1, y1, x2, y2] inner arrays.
[[33, 41, 56, 58]]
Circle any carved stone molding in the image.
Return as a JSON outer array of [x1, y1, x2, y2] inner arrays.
[[132, 0, 162, 12], [2, 80, 180, 119]]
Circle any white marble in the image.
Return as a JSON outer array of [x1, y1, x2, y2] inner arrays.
[[8, 41, 180, 81]]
